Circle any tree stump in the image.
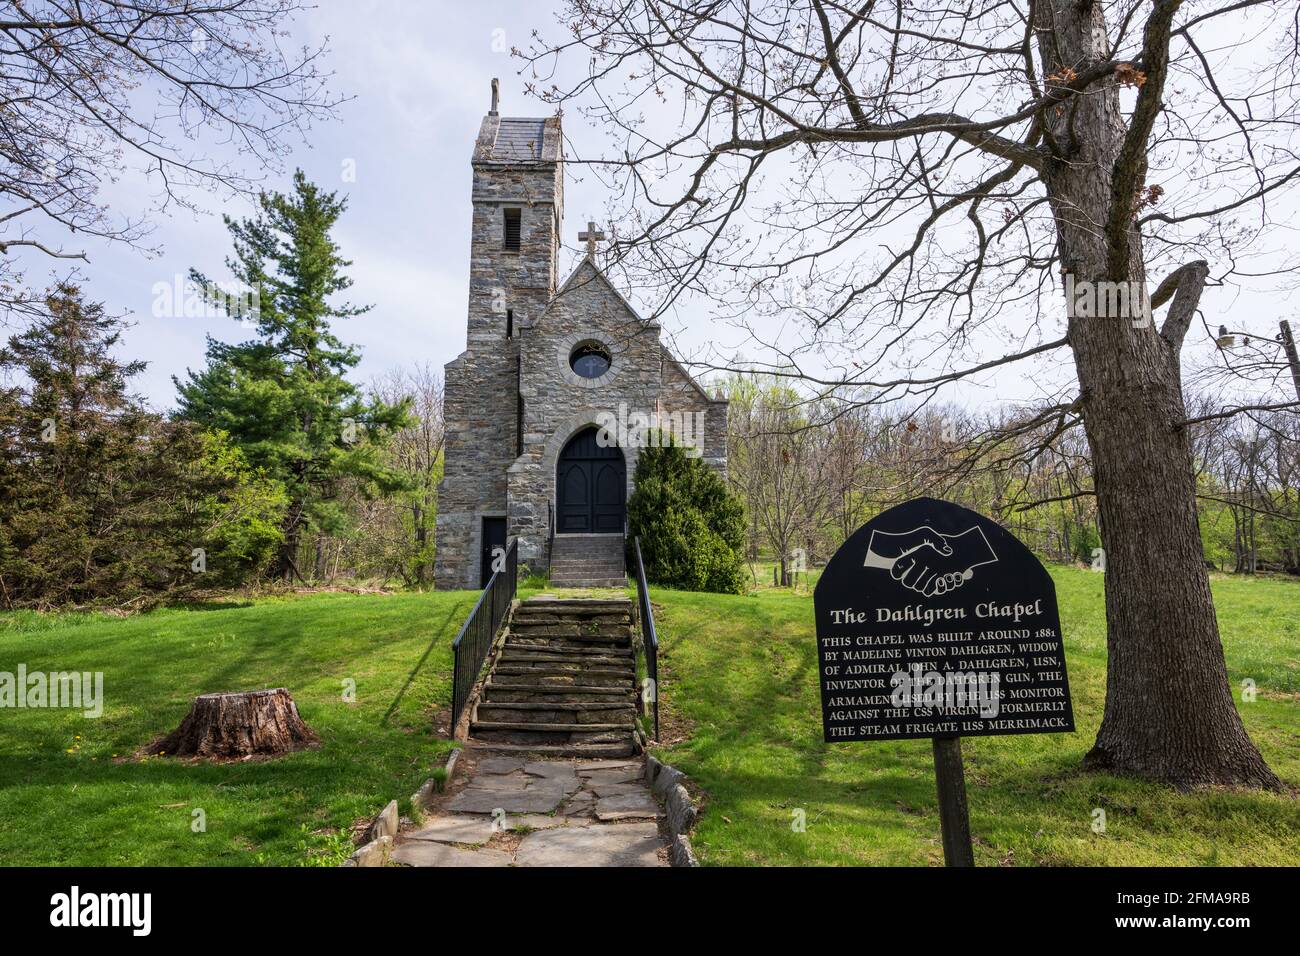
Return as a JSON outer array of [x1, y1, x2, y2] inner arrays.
[[148, 688, 318, 759]]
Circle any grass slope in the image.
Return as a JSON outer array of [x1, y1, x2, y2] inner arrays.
[[1, 569, 1295, 866], [0, 591, 478, 866], [651, 567, 1300, 866]]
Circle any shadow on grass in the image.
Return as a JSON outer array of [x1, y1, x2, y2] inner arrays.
[[381, 601, 468, 724]]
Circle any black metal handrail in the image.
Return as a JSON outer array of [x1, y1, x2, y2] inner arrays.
[[632, 536, 659, 742], [450, 537, 518, 735]]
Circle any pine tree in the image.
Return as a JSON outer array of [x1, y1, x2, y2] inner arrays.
[[175, 172, 410, 581], [0, 285, 283, 607]]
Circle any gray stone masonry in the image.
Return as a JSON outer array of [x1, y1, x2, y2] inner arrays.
[[435, 99, 727, 587]]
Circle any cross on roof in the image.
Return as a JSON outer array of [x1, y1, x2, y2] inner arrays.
[[578, 221, 606, 259]]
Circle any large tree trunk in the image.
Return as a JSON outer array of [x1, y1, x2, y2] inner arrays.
[[1037, 0, 1280, 789], [273, 501, 305, 582], [148, 688, 318, 759]]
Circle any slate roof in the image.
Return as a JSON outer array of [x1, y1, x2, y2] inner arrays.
[[472, 114, 562, 165], [491, 118, 547, 161]]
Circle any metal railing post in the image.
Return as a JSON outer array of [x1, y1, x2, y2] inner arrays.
[[632, 536, 659, 742], [449, 538, 519, 734]]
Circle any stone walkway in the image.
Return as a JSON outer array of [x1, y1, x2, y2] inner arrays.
[[392, 756, 667, 867]]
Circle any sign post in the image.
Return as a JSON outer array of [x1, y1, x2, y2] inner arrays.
[[815, 497, 1075, 866], [931, 736, 974, 866]]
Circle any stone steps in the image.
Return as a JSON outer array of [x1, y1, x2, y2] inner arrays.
[[514, 606, 630, 621], [485, 678, 627, 694], [509, 624, 632, 639], [493, 662, 634, 677], [504, 639, 631, 655], [461, 740, 636, 758], [548, 535, 627, 588], [489, 671, 634, 689], [505, 640, 632, 656], [548, 577, 629, 589], [467, 596, 640, 757], [476, 702, 636, 724], [484, 687, 627, 704], [473, 723, 634, 738], [498, 651, 632, 668]]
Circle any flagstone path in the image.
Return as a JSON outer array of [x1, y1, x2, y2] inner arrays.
[[392, 755, 668, 867]]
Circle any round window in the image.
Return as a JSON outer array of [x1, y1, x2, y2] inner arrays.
[[570, 343, 612, 379]]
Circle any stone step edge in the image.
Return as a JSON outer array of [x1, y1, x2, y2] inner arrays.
[[498, 653, 632, 666], [508, 627, 633, 635], [549, 580, 630, 588], [469, 720, 634, 733], [486, 680, 629, 695], [504, 643, 633, 656], [491, 665, 634, 676], [522, 598, 632, 606], [477, 701, 637, 711], [460, 741, 636, 758]]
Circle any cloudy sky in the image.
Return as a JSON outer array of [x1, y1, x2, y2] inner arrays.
[[15, 1, 627, 408], [9, 1, 1296, 411]]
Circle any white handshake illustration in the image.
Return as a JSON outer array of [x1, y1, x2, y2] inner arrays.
[[863, 525, 999, 598]]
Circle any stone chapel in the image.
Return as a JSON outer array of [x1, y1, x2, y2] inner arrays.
[[433, 85, 728, 590]]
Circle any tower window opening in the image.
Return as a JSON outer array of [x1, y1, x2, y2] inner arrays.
[[503, 208, 522, 251]]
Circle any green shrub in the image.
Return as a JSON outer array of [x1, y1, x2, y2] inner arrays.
[[627, 439, 746, 593]]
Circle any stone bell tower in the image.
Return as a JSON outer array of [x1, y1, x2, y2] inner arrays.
[[435, 81, 564, 589]]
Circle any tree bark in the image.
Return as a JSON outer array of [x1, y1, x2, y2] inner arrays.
[[148, 688, 318, 759], [273, 500, 305, 582], [1037, 0, 1280, 788]]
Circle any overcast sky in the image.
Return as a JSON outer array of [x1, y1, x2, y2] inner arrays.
[[9, 1, 1296, 412], [12, 1, 628, 408]]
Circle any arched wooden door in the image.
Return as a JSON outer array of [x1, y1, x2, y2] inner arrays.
[[556, 426, 626, 533]]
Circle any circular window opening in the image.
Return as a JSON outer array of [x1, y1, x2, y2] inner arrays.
[[570, 343, 612, 379]]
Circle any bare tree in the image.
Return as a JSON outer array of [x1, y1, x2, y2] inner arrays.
[[0, 0, 340, 318], [743, 382, 832, 582], [525, 0, 1300, 787], [372, 363, 445, 586]]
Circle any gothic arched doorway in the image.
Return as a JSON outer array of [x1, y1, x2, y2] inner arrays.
[[556, 426, 626, 533]]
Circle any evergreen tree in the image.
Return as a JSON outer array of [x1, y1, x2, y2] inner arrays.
[[0, 285, 283, 607], [627, 437, 746, 594], [175, 172, 410, 580]]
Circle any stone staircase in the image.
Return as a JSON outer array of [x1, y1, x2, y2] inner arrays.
[[467, 597, 639, 758], [549, 534, 627, 588]]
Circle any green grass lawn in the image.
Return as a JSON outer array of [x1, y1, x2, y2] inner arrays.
[[1, 568, 1296, 866], [650, 567, 1300, 866], [0, 591, 481, 866]]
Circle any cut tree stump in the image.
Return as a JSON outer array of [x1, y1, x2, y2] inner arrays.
[[148, 688, 318, 759]]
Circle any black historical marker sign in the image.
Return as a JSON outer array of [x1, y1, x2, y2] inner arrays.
[[815, 497, 1074, 743]]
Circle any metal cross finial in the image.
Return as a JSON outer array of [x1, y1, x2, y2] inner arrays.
[[578, 221, 606, 258]]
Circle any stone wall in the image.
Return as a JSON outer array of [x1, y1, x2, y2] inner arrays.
[[437, 112, 729, 586], [434, 113, 563, 590], [658, 349, 729, 475], [509, 260, 663, 570]]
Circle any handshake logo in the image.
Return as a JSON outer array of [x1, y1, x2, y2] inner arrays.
[[863, 525, 998, 598]]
